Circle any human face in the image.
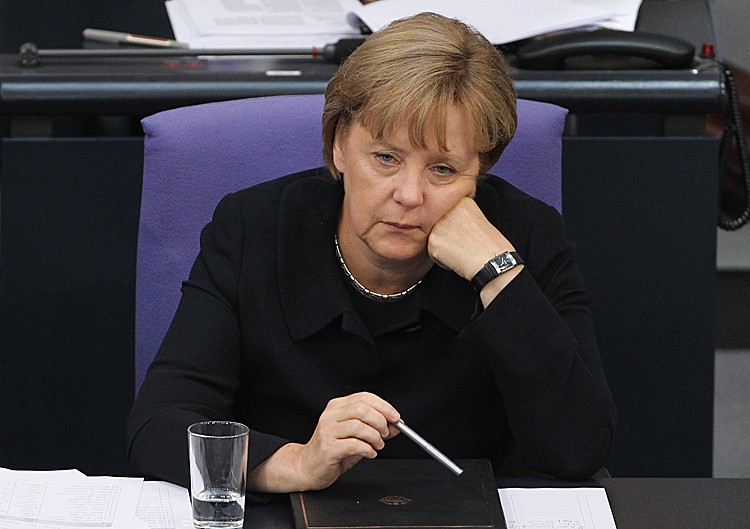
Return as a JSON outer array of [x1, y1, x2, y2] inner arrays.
[[334, 106, 480, 275]]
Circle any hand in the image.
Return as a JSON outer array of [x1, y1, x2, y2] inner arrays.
[[428, 197, 514, 280], [428, 197, 523, 305], [248, 392, 400, 492]]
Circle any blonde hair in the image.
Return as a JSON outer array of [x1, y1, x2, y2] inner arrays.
[[322, 12, 517, 178]]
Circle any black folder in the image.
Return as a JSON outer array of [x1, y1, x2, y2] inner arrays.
[[290, 459, 507, 529]]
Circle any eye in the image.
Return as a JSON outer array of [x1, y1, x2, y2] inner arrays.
[[374, 152, 397, 164], [431, 164, 456, 177]]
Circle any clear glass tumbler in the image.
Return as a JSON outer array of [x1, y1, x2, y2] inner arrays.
[[188, 421, 249, 529]]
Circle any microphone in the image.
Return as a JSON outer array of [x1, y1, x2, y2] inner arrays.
[[18, 38, 368, 68]]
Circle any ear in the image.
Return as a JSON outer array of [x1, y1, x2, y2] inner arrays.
[[332, 132, 346, 174], [332, 120, 350, 175]]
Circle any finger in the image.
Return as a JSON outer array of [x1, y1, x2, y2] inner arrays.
[[352, 401, 401, 438], [329, 392, 400, 418], [316, 403, 393, 451], [332, 418, 387, 449], [351, 392, 401, 423], [384, 423, 401, 440], [317, 435, 379, 461], [322, 402, 391, 441], [326, 392, 401, 433]]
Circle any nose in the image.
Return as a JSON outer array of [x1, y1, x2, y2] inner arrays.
[[392, 167, 424, 208]]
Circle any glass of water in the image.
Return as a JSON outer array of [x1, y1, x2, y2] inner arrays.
[[188, 421, 249, 529]]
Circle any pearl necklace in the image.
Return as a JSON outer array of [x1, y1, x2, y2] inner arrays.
[[334, 234, 421, 302]]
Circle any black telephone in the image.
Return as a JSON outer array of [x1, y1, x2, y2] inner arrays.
[[515, 29, 750, 229], [515, 30, 694, 70]]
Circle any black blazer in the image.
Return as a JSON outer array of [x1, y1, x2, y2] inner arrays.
[[127, 168, 615, 488]]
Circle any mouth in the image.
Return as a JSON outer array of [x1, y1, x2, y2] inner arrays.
[[383, 221, 419, 231]]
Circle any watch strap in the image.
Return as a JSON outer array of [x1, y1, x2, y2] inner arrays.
[[471, 251, 524, 291]]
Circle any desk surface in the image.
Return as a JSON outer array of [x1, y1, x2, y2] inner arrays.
[[0, 54, 723, 116], [0, 0, 724, 117], [244, 478, 750, 529]]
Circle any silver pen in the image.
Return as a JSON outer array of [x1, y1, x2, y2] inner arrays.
[[394, 419, 464, 476]]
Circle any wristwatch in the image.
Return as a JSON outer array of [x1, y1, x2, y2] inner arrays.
[[471, 251, 524, 291]]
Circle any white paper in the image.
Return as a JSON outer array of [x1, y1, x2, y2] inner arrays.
[[498, 487, 617, 529], [179, 0, 357, 36], [569, 0, 643, 31], [345, 0, 616, 44], [167, 0, 360, 49], [167, 0, 643, 49], [0, 468, 145, 529], [135, 482, 192, 529]]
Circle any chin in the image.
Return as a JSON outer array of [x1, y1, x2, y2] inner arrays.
[[371, 242, 426, 263]]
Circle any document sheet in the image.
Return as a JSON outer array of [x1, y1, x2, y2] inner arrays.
[[136, 482, 193, 529], [498, 487, 617, 529], [0, 468, 192, 529], [347, 0, 613, 45], [166, 0, 643, 49], [166, 0, 362, 50]]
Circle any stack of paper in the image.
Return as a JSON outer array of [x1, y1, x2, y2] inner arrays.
[[166, 0, 363, 50], [166, 0, 642, 50], [498, 487, 618, 528], [0, 467, 192, 529], [348, 0, 643, 46]]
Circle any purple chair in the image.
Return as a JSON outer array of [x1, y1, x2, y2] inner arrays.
[[136, 94, 567, 392]]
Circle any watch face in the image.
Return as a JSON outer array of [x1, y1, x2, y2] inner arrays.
[[490, 253, 515, 274]]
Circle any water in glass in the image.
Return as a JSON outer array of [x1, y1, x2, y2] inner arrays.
[[192, 487, 245, 529]]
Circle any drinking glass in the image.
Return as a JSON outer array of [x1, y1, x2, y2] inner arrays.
[[188, 421, 249, 529]]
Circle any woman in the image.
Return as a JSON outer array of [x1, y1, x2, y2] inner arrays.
[[127, 13, 616, 494]]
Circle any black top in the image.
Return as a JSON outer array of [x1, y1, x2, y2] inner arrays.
[[126, 168, 616, 491]]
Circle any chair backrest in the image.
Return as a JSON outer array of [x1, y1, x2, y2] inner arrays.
[[135, 94, 567, 392]]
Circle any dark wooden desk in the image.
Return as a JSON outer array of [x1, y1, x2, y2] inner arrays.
[[243, 478, 750, 529], [599, 478, 750, 529]]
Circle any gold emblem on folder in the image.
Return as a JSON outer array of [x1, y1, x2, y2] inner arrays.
[[379, 496, 412, 506]]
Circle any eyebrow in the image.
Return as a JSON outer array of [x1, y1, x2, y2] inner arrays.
[[370, 138, 407, 155], [371, 139, 475, 167]]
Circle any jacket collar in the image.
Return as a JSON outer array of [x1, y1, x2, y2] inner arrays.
[[277, 171, 501, 341], [277, 170, 348, 341]]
